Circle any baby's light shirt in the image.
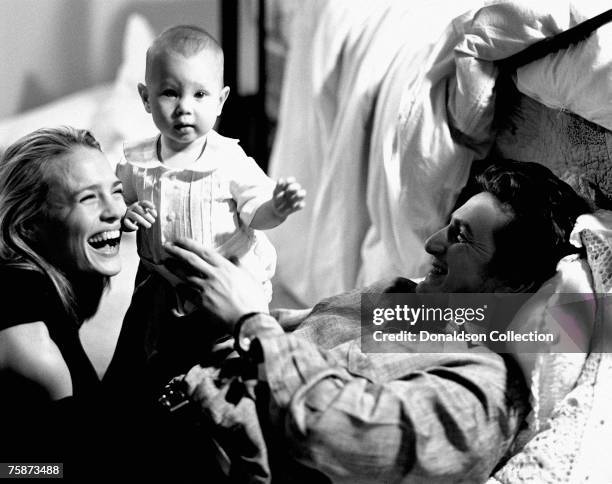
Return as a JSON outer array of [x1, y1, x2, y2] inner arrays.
[[116, 130, 276, 276]]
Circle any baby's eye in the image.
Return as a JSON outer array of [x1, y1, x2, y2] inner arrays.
[[194, 90, 207, 99], [112, 186, 124, 196], [162, 89, 178, 97]]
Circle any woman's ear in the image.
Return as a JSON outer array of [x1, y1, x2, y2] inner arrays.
[[19, 219, 43, 246], [138, 83, 151, 113]]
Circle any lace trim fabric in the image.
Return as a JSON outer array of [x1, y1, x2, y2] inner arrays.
[[489, 227, 612, 483]]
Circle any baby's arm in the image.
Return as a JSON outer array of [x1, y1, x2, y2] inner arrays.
[[250, 177, 306, 230], [122, 200, 158, 232]]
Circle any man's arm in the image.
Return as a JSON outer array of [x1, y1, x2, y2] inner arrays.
[[163, 240, 527, 482], [234, 314, 526, 483]]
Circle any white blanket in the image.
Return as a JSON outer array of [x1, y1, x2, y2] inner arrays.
[[269, 0, 485, 306]]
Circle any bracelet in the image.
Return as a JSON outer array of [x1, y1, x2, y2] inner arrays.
[[233, 312, 263, 357]]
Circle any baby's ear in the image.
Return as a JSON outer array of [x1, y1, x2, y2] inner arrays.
[[137, 83, 151, 113], [216, 86, 230, 116]]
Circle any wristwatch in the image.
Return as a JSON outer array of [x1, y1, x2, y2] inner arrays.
[[233, 312, 265, 363]]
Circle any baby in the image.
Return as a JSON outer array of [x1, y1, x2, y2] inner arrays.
[[116, 25, 305, 312]]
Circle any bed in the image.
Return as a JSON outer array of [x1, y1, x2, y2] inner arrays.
[[1, 1, 611, 481], [264, 1, 612, 481]]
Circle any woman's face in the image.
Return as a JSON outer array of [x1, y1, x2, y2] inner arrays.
[[41, 146, 126, 277]]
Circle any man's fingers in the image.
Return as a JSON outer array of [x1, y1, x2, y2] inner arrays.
[[163, 240, 217, 276], [165, 238, 232, 273]]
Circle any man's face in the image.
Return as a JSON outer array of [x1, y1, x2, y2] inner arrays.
[[416, 192, 513, 294], [140, 50, 229, 152]]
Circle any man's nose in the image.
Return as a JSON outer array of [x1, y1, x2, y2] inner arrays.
[[424, 227, 447, 255]]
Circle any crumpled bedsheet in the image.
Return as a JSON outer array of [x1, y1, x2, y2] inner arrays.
[[269, 0, 607, 307]]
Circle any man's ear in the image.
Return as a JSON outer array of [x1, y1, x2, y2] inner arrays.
[[138, 83, 151, 113], [216, 86, 230, 116]]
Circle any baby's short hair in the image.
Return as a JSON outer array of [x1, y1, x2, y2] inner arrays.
[[146, 25, 224, 86]]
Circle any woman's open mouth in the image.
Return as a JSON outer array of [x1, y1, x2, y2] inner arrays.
[[88, 230, 121, 254]]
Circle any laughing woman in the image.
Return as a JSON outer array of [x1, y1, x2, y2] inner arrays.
[[0, 127, 137, 481]]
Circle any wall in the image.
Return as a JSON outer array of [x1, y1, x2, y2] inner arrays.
[[0, 0, 92, 118], [0, 0, 257, 121]]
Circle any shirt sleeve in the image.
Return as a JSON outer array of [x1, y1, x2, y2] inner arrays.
[[115, 154, 139, 206], [227, 149, 276, 227], [238, 314, 527, 483]]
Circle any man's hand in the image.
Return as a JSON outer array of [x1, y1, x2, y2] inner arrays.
[[163, 238, 269, 331], [122, 200, 157, 232], [272, 177, 306, 219]]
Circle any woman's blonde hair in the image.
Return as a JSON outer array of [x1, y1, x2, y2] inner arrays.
[[0, 126, 104, 322]]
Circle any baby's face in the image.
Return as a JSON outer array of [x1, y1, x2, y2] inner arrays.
[[142, 50, 229, 152]]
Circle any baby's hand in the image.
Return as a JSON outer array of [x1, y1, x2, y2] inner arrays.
[[122, 200, 158, 232], [272, 177, 306, 219]]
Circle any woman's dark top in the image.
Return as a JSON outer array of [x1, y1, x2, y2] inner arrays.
[[0, 266, 152, 482]]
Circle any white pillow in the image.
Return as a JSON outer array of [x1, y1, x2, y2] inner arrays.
[[516, 5, 612, 131], [490, 210, 612, 482], [509, 255, 594, 436], [90, 13, 158, 167]]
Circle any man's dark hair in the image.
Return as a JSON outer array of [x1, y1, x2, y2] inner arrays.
[[473, 160, 592, 290]]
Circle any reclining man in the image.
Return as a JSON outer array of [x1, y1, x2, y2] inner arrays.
[[162, 160, 590, 483]]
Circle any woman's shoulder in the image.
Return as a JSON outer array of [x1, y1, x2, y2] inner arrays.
[[0, 321, 72, 399]]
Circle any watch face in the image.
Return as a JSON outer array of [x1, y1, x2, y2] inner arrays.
[[239, 335, 252, 353]]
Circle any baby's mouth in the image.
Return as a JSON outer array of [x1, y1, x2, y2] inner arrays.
[[88, 230, 121, 250]]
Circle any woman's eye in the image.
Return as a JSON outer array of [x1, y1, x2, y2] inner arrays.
[[79, 194, 96, 203]]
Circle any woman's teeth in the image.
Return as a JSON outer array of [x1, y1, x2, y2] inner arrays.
[[88, 230, 121, 249]]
